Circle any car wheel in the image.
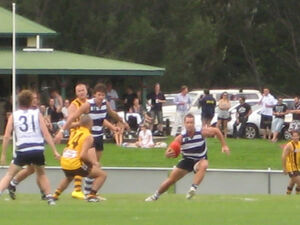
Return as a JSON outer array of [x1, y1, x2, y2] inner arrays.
[[283, 128, 291, 140], [245, 124, 258, 139]]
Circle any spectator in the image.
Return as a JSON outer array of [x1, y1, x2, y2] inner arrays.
[[271, 97, 287, 142], [217, 92, 231, 138], [147, 83, 166, 135], [198, 89, 216, 127], [113, 121, 125, 146], [171, 85, 192, 136], [259, 88, 277, 139], [40, 104, 52, 132], [46, 98, 63, 133], [288, 96, 300, 132], [49, 89, 63, 113], [106, 81, 119, 111], [61, 99, 70, 120], [233, 97, 252, 138], [123, 87, 137, 112], [136, 124, 154, 148]]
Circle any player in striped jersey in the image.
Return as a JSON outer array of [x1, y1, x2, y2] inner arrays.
[[282, 130, 300, 194], [145, 113, 230, 201], [55, 83, 127, 200], [0, 90, 60, 205]]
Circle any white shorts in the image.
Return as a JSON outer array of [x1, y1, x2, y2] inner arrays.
[[271, 118, 284, 133]]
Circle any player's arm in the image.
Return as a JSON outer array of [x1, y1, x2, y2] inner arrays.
[[68, 103, 80, 129], [282, 144, 291, 174], [55, 102, 90, 143], [202, 127, 230, 155], [39, 113, 60, 160], [106, 103, 129, 129], [165, 135, 183, 158], [103, 119, 118, 132], [0, 115, 13, 165], [80, 135, 97, 166]]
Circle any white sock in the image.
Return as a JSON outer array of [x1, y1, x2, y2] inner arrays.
[[84, 177, 94, 195]]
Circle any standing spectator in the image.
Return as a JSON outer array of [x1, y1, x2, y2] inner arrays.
[[61, 99, 70, 120], [259, 88, 277, 139], [271, 97, 287, 142], [171, 85, 192, 136], [106, 81, 119, 111], [233, 97, 252, 138], [217, 92, 231, 138], [198, 89, 216, 127], [147, 83, 166, 135], [46, 98, 63, 133], [49, 89, 63, 113], [123, 87, 137, 112], [288, 97, 300, 132]]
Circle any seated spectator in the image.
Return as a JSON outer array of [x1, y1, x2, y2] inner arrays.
[[136, 124, 154, 148], [113, 121, 125, 146], [271, 97, 287, 142], [40, 104, 52, 132], [49, 88, 63, 113]]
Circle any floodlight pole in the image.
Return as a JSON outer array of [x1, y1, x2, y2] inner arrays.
[[12, 3, 16, 154]]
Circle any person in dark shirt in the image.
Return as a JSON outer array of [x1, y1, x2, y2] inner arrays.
[[288, 96, 300, 132], [198, 89, 216, 127], [233, 97, 252, 138], [147, 83, 166, 135], [271, 97, 287, 142], [123, 87, 137, 112]]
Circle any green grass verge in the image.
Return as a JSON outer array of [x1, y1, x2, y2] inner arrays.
[[2, 137, 284, 169], [0, 194, 300, 225]]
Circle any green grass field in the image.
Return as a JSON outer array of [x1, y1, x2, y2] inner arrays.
[[2, 137, 284, 169], [0, 194, 300, 225]]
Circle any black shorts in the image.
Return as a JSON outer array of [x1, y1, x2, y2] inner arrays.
[[92, 136, 104, 151], [13, 150, 45, 167], [288, 171, 300, 178], [201, 113, 214, 121], [260, 115, 272, 129], [63, 164, 91, 178], [176, 157, 207, 173]]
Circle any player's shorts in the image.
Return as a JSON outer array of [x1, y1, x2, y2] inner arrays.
[[288, 171, 300, 178], [62, 164, 91, 178], [260, 114, 272, 129], [13, 150, 45, 167], [176, 157, 207, 173], [92, 136, 104, 151]]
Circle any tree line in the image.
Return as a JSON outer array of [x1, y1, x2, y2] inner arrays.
[[1, 0, 300, 96]]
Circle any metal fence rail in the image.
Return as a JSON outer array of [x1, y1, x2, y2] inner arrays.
[[0, 167, 288, 195]]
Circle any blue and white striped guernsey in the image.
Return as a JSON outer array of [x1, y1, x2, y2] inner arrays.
[[88, 98, 107, 137], [13, 108, 44, 152], [181, 127, 207, 160]]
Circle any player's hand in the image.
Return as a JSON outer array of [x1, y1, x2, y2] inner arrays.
[[54, 151, 61, 161], [165, 148, 176, 158], [222, 145, 230, 155], [54, 131, 63, 144], [283, 169, 288, 175], [0, 156, 6, 166]]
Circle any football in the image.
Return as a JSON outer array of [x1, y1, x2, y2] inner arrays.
[[169, 140, 181, 157]]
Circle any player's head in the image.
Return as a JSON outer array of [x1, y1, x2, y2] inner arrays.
[[291, 130, 300, 142], [184, 113, 195, 131], [18, 90, 33, 108], [93, 83, 106, 104], [75, 83, 88, 100], [80, 114, 93, 129]]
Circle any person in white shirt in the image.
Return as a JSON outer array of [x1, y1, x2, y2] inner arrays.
[[171, 85, 192, 136], [106, 81, 119, 111], [259, 88, 277, 139], [136, 124, 154, 148], [61, 99, 70, 119]]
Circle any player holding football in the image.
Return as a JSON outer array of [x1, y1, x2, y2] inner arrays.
[[145, 113, 230, 201], [53, 114, 106, 202], [282, 130, 300, 195], [0, 90, 60, 205]]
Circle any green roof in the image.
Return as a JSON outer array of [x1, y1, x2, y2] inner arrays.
[[0, 6, 56, 37], [0, 50, 165, 76]]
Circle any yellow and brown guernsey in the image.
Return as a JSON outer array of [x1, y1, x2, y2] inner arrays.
[[285, 141, 300, 172]]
